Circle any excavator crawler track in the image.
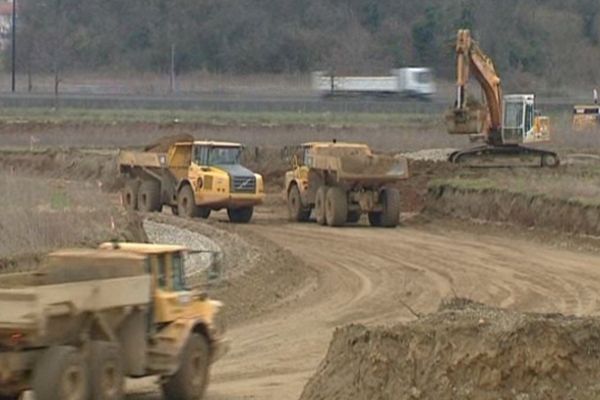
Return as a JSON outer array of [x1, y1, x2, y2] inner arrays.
[[449, 144, 560, 168]]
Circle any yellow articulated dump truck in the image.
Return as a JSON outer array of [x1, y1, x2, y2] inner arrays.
[[0, 243, 228, 400], [284, 141, 409, 227], [118, 138, 265, 223]]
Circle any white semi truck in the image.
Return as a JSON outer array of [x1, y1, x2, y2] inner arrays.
[[312, 68, 436, 99]]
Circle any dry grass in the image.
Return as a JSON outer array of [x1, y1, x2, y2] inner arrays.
[[433, 164, 600, 206], [0, 173, 125, 261]]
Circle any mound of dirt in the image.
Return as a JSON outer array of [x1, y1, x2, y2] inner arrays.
[[143, 133, 195, 152], [0, 149, 121, 190], [300, 299, 600, 400]]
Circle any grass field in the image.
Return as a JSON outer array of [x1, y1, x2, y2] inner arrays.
[[0, 106, 440, 128]]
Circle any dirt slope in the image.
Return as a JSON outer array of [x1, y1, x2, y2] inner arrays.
[[300, 298, 600, 400]]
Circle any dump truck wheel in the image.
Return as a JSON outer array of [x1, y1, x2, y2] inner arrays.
[[121, 180, 140, 211], [368, 211, 383, 227], [227, 206, 254, 223], [162, 333, 210, 400], [178, 185, 199, 218], [314, 186, 327, 225], [0, 394, 20, 399], [288, 184, 310, 222], [198, 207, 212, 219], [346, 211, 361, 223], [90, 341, 124, 400], [138, 180, 162, 212], [32, 346, 89, 400], [380, 188, 400, 227], [325, 187, 348, 227]]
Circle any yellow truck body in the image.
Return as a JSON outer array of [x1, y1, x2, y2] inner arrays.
[[119, 139, 264, 223]]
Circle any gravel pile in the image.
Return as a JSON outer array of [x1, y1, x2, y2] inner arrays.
[[399, 148, 455, 162], [143, 220, 221, 288]]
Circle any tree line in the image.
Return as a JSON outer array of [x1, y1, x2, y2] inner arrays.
[[10, 0, 600, 87]]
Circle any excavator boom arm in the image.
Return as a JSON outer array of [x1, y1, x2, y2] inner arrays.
[[448, 29, 502, 135]]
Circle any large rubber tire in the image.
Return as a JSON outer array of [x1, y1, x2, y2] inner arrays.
[[198, 207, 212, 219], [325, 187, 348, 227], [227, 206, 254, 223], [32, 346, 89, 400], [137, 180, 162, 212], [370, 188, 400, 228], [89, 341, 124, 400], [178, 185, 199, 218], [368, 211, 383, 227], [161, 333, 211, 400], [346, 211, 361, 224], [287, 185, 310, 222], [121, 180, 140, 211], [314, 186, 327, 225], [0, 394, 20, 399]]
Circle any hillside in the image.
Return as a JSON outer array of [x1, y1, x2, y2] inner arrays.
[[12, 0, 600, 90]]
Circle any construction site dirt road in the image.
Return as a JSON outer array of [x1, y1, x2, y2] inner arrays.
[[127, 217, 600, 400]]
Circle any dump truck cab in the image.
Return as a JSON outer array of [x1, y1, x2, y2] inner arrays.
[[98, 242, 224, 327], [119, 138, 265, 223], [573, 104, 600, 133]]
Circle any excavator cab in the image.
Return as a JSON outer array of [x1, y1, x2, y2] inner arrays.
[[502, 95, 550, 144]]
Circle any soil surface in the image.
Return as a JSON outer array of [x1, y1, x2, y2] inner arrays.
[[4, 147, 600, 399], [127, 212, 600, 399], [300, 298, 600, 400]]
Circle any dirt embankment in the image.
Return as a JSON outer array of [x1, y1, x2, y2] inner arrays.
[[300, 298, 600, 400], [426, 182, 600, 237], [0, 149, 121, 190]]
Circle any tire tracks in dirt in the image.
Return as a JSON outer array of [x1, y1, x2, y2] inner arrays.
[[205, 221, 600, 400]]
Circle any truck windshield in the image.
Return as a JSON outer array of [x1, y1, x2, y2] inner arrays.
[[208, 147, 241, 165], [172, 252, 186, 291]]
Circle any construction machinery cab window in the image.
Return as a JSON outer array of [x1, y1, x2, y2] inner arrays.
[[172, 252, 186, 291], [156, 254, 167, 288], [503, 101, 525, 142], [197, 146, 241, 165], [195, 145, 210, 165]]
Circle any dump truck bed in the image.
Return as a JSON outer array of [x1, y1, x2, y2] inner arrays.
[[308, 153, 409, 184], [118, 150, 168, 168], [0, 249, 151, 343]]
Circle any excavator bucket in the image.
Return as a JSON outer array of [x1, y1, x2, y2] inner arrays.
[[445, 107, 483, 135]]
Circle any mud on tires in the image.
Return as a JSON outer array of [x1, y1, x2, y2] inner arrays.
[[178, 185, 199, 218], [89, 341, 124, 400], [368, 188, 400, 228], [325, 187, 348, 227], [314, 186, 327, 225], [228, 206, 254, 223], [161, 333, 211, 400], [137, 180, 162, 212], [32, 346, 89, 400], [288, 184, 310, 222], [121, 180, 140, 211]]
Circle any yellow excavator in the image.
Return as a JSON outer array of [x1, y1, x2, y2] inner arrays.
[[445, 29, 559, 167]]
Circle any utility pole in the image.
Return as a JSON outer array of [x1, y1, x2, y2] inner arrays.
[[169, 43, 175, 93], [11, 0, 16, 92]]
